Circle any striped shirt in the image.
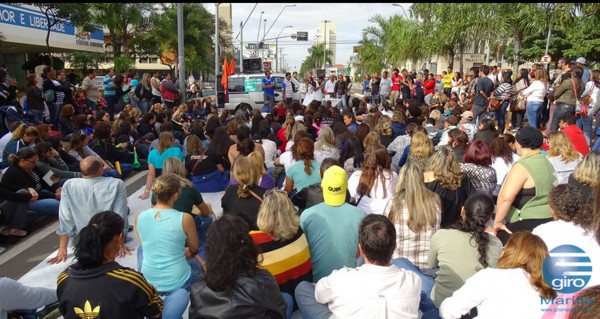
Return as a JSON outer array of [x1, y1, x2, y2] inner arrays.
[[384, 202, 441, 269], [250, 228, 313, 296], [492, 82, 513, 100]]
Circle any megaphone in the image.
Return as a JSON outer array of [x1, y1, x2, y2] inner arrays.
[[133, 146, 141, 169]]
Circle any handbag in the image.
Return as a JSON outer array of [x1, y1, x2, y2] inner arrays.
[[190, 150, 227, 192], [572, 78, 589, 116], [509, 83, 527, 112]]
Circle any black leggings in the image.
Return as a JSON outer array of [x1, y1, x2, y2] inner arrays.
[[496, 218, 553, 245]]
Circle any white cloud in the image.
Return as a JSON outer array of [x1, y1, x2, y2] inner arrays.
[[204, 3, 412, 72]]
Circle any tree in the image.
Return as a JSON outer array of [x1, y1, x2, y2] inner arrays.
[[29, 3, 93, 68], [67, 51, 106, 71], [300, 43, 333, 76], [91, 4, 154, 58]]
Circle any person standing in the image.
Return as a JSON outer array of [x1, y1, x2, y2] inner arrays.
[[103, 68, 116, 120], [81, 69, 99, 110], [150, 71, 162, 105], [551, 67, 584, 133], [362, 74, 371, 97], [379, 71, 392, 106], [25, 74, 46, 123], [390, 68, 402, 105], [442, 69, 453, 97], [282, 72, 294, 107], [262, 70, 276, 112], [334, 75, 347, 111], [370, 72, 381, 105], [472, 65, 494, 126], [522, 68, 548, 131], [291, 71, 301, 103], [41, 66, 69, 131], [160, 73, 180, 111], [324, 75, 336, 99]]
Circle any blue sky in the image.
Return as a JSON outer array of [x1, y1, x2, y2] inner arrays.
[[205, 3, 412, 72]]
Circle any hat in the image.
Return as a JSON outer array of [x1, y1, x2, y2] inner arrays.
[[515, 126, 543, 149], [294, 115, 304, 122], [321, 166, 348, 207], [575, 57, 587, 65], [461, 111, 474, 119]]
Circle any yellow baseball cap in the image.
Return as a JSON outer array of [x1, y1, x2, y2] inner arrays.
[[321, 166, 348, 207]]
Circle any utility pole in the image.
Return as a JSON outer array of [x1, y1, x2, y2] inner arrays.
[[323, 20, 330, 69], [214, 3, 219, 106], [240, 21, 244, 73], [177, 3, 186, 98]]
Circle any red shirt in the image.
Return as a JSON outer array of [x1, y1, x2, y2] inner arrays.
[[275, 127, 288, 153], [424, 79, 436, 95], [391, 74, 402, 91], [562, 125, 590, 156]]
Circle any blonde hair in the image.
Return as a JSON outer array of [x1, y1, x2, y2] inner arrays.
[[535, 68, 548, 85], [173, 103, 187, 120], [374, 115, 392, 137], [163, 157, 193, 188], [572, 151, 600, 187], [149, 103, 163, 113], [314, 126, 336, 151], [247, 151, 266, 177], [497, 232, 557, 299], [257, 191, 299, 241], [289, 122, 306, 142], [158, 131, 175, 155], [233, 156, 258, 198], [12, 124, 37, 141], [409, 132, 434, 160], [547, 131, 581, 162], [388, 163, 441, 233], [130, 107, 142, 120], [153, 173, 181, 203], [429, 109, 442, 123], [363, 131, 381, 154], [426, 147, 463, 191], [140, 72, 151, 90]]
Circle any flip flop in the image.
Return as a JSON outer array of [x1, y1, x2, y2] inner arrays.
[[8, 229, 27, 237]]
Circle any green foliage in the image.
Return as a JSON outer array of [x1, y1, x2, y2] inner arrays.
[[114, 56, 134, 74], [66, 52, 106, 71]]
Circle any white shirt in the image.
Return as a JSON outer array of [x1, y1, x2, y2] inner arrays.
[[261, 139, 277, 168], [348, 170, 397, 215], [440, 268, 545, 319], [325, 80, 336, 94], [315, 264, 421, 319], [532, 220, 600, 288], [491, 153, 520, 193], [522, 80, 547, 102], [546, 156, 580, 184], [0, 132, 13, 163], [314, 145, 340, 163], [312, 83, 324, 102], [278, 150, 296, 171], [151, 76, 162, 96]]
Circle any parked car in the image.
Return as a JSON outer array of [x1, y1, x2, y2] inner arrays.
[[216, 72, 285, 110]]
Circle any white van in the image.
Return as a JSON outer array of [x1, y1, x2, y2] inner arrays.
[[219, 72, 286, 111]]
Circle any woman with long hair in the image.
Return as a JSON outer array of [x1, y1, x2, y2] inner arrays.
[[207, 126, 235, 171], [339, 136, 365, 176], [250, 189, 313, 309], [58, 211, 163, 319], [135, 72, 154, 113], [494, 126, 556, 244], [546, 131, 582, 184], [386, 163, 441, 271], [190, 214, 287, 318], [391, 110, 406, 137], [489, 71, 513, 134], [228, 151, 275, 189], [185, 134, 224, 178], [135, 173, 199, 319], [1, 123, 38, 168], [489, 136, 520, 196], [568, 150, 600, 198], [510, 68, 530, 131], [460, 140, 497, 196], [362, 131, 382, 155], [348, 144, 397, 215], [284, 137, 321, 196], [59, 104, 76, 140], [65, 131, 116, 177], [440, 232, 555, 319], [403, 131, 434, 172], [313, 126, 340, 163], [140, 131, 184, 200], [222, 156, 268, 230], [422, 193, 502, 316], [25, 74, 45, 123], [34, 141, 82, 180], [473, 118, 498, 145], [228, 124, 265, 168], [424, 146, 475, 228]]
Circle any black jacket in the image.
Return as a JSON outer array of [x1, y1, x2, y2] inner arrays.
[[25, 85, 45, 111], [0, 163, 58, 199], [189, 269, 286, 319], [57, 261, 162, 319], [90, 138, 134, 165], [0, 83, 17, 107]]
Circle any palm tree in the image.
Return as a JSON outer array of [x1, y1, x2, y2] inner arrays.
[[300, 43, 333, 75]]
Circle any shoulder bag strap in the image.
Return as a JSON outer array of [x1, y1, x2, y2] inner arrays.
[[247, 188, 263, 203], [571, 78, 579, 99], [190, 148, 207, 175]]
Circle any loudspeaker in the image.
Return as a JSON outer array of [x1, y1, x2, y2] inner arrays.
[[243, 58, 262, 72]]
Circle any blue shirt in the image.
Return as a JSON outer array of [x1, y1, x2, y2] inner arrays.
[[137, 208, 190, 293], [286, 159, 321, 192], [148, 146, 184, 169], [103, 75, 115, 96], [263, 76, 275, 96], [300, 202, 366, 281]]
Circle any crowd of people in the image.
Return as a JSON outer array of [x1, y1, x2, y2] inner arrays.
[[0, 59, 599, 319]]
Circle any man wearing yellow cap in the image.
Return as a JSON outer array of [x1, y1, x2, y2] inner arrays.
[[299, 166, 366, 282]]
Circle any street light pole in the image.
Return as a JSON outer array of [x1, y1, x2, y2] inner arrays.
[[240, 21, 244, 73], [177, 3, 186, 98], [323, 20, 330, 69], [275, 25, 292, 72], [259, 4, 296, 45], [392, 3, 410, 19], [214, 3, 220, 106], [256, 11, 264, 53]]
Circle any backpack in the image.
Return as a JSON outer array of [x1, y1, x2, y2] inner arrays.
[[291, 81, 298, 93], [44, 89, 55, 103]]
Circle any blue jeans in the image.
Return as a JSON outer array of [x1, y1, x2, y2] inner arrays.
[[282, 292, 294, 319], [495, 101, 509, 133], [138, 99, 150, 114], [295, 281, 332, 319], [576, 114, 593, 146], [102, 163, 133, 179], [392, 258, 437, 314], [30, 109, 44, 124], [264, 93, 275, 108], [526, 101, 544, 130], [193, 215, 213, 249], [28, 198, 60, 216], [337, 94, 347, 110], [104, 95, 116, 120]]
